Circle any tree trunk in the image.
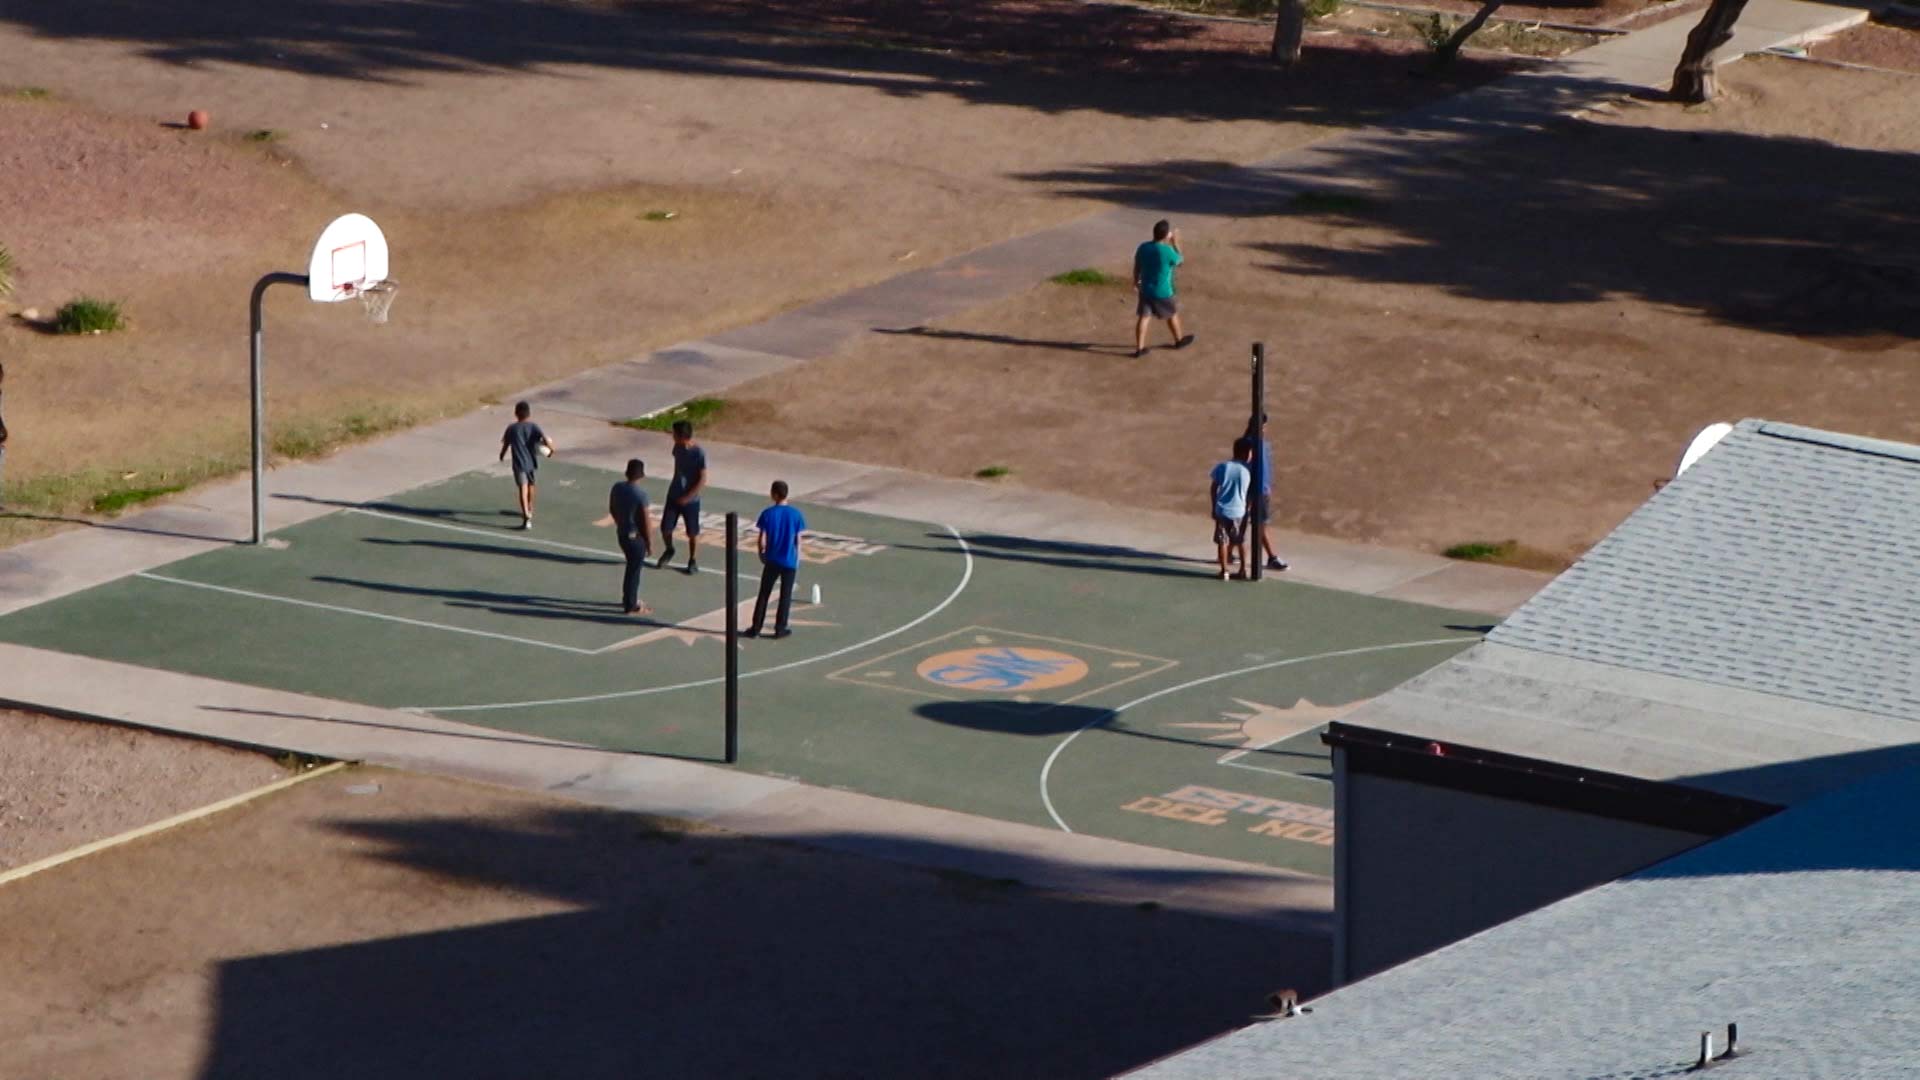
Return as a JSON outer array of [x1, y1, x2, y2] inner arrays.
[[1671, 0, 1753, 103], [1272, 0, 1307, 68], [1433, 0, 1503, 70]]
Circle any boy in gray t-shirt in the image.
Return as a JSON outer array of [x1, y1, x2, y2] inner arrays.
[[497, 400, 554, 530]]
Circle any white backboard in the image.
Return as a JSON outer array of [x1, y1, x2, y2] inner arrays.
[[1676, 422, 1734, 478], [308, 213, 390, 302]]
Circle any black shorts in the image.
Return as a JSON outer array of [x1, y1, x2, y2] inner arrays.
[[1137, 293, 1179, 319], [662, 498, 702, 536], [1213, 515, 1248, 545]]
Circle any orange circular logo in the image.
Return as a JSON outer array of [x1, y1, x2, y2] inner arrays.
[[917, 646, 1089, 693]]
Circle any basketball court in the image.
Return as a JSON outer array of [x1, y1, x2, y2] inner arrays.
[[0, 460, 1483, 877]]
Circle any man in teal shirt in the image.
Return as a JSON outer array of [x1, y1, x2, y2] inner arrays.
[[1132, 219, 1195, 358]]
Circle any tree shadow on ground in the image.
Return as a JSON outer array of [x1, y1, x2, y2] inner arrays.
[[0, 0, 1523, 124], [1017, 114, 1920, 342], [194, 805, 1328, 1079], [916, 700, 1338, 775]]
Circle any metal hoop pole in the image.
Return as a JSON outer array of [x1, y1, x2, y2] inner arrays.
[[725, 512, 740, 763], [1251, 342, 1267, 582], [249, 272, 309, 545]]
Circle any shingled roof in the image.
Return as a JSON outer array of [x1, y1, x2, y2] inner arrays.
[[1128, 761, 1920, 1080], [1494, 420, 1920, 721], [1331, 420, 1920, 805]]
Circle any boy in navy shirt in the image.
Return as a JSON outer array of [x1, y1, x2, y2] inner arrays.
[[498, 401, 554, 530], [608, 458, 654, 616], [655, 419, 707, 574], [744, 480, 806, 639]]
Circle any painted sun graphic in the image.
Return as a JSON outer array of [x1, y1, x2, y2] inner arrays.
[[1168, 697, 1372, 761]]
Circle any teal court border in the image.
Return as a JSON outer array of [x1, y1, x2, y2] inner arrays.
[[0, 460, 1485, 877]]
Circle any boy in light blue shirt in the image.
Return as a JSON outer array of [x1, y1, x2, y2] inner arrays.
[[1209, 438, 1253, 581]]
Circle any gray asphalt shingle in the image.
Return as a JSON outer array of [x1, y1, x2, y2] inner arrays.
[[1491, 421, 1920, 723]]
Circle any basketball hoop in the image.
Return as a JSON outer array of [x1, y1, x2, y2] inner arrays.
[[350, 279, 398, 324]]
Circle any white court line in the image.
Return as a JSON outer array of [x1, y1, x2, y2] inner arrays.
[[135, 572, 600, 656], [1037, 637, 1471, 833], [347, 506, 757, 581], [1220, 759, 1332, 783], [410, 526, 975, 713]]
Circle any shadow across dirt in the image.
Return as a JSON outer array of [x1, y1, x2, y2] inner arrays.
[[0, 0, 1522, 125], [193, 804, 1328, 1079], [1019, 113, 1920, 342], [876, 324, 1132, 356]]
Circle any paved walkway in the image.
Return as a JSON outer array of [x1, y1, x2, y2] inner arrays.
[[0, 0, 1862, 923]]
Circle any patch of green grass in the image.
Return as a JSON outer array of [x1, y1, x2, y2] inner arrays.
[[90, 483, 187, 515], [642, 210, 678, 222], [1306, 0, 1342, 18], [244, 128, 282, 142], [1291, 189, 1381, 214], [273, 751, 332, 772], [270, 406, 417, 461], [54, 296, 126, 334], [620, 397, 726, 433], [974, 465, 1012, 479], [1049, 268, 1118, 287], [11, 87, 51, 100], [1442, 539, 1568, 572], [0, 243, 14, 299]]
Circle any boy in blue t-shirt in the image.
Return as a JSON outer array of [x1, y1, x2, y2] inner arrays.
[[744, 480, 807, 639]]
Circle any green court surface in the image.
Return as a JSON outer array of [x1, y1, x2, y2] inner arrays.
[[0, 461, 1483, 876]]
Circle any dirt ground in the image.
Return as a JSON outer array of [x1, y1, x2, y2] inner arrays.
[[0, 708, 289, 871], [0, 0, 1512, 545], [706, 57, 1920, 561], [0, 763, 1325, 1080], [1811, 16, 1920, 73]]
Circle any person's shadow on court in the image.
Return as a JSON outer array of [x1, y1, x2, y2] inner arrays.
[[311, 574, 661, 628], [916, 701, 1114, 737]]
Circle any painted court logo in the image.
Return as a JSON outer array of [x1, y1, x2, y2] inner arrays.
[[916, 646, 1090, 693]]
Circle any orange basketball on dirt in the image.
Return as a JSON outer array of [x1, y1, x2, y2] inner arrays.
[[186, 110, 209, 130]]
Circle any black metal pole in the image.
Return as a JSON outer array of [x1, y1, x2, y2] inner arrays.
[[249, 272, 310, 545], [1251, 342, 1267, 582], [724, 511, 739, 763]]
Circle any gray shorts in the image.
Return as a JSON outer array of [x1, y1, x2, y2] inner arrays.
[[1137, 293, 1178, 319], [513, 465, 536, 488]]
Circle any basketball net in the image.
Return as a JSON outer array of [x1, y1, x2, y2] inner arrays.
[[351, 279, 398, 324]]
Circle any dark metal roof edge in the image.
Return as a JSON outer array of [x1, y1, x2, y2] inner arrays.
[[1755, 420, 1920, 467], [1322, 721, 1781, 836]]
